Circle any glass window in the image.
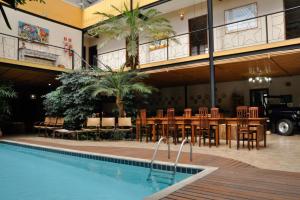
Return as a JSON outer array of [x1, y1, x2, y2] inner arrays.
[[225, 3, 257, 33]]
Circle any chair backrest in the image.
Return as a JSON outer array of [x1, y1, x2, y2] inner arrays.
[[156, 109, 164, 118], [167, 108, 175, 125], [101, 117, 115, 128], [44, 117, 51, 125], [237, 106, 249, 129], [236, 106, 249, 118], [211, 107, 220, 118], [198, 116, 209, 129], [56, 117, 64, 126], [139, 109, 147, 126], [86, 117, 100, 127], [118, 117, 132, 127], [183, 108, 192, 118], [249, 107, 259, 118], [199, 107, 208, 116], [49, 117, 57, 126]]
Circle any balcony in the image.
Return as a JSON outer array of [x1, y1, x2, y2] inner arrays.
[[96, 6, 300, 70], [0, 33, 85, 71]]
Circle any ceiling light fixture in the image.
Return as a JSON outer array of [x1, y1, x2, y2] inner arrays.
[[248, 76, 272, 84]]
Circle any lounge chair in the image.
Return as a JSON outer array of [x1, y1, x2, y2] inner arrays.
[[100, 117, 116, 139], [47, 117, 65, 136], [116, 117, 133, 140], [34, 117, 57, 136], [81, 117, 101, 140]]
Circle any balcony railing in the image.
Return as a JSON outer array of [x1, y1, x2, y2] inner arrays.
[[97, 6, 300, 69], [0, 32, 88, 70]]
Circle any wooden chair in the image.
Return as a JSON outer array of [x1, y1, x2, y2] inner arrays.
[[182, 108, 192, 141], [167, 108, 178, 144], [156, 109, 164, 118], [249, 107, 259, 118], [196, 115, 211, 147], [138, 109, 150, 142], [154, 109, 164, 140], [210, 107, 220, 146], [236, 106, 256, 150], [199, 107, 209, 116]]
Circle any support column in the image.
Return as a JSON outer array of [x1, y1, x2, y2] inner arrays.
[[207, 0, 216, 107]]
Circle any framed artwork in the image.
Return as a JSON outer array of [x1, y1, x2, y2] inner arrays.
[[18, 21, 49, 43], [149, 40, 168, 51]]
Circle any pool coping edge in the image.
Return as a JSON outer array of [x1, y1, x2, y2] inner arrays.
[[0, 139, 218, 200]]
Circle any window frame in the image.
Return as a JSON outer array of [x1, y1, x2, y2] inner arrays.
[[224, 3, 258, 34]]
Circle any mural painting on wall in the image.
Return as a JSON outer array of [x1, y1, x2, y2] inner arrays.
[[18, 21, 49, 43]]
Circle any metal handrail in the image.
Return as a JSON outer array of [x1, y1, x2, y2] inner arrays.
[[97, 6, 300, 57], [174, 138, 192, 174], [147, 137, 170, 179], [0, 32, 88, 70]]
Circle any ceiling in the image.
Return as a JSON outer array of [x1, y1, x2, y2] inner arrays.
[[144, 49, 300, 87], [150, 0, 206, 14], [0, 64, 60, 89]]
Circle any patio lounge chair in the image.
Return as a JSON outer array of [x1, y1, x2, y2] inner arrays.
[[34, 117, 57, 136], [100, 117, 115, 139], [47, 117, 65, 137], [81, 117, 101, 140], [116, 117, 133, 140]]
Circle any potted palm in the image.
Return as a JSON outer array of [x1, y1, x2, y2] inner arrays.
[[88, 3, 176, 69], [0, 83, 17, 137], [84, 66, 156, 117]]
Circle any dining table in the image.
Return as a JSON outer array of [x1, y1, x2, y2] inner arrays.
[[136, 116, 267, 149]]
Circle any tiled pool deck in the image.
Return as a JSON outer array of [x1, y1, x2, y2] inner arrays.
[[2, 135, 300, 200]]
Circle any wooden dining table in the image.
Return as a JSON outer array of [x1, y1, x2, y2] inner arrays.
[[136, 116, 267, 148]]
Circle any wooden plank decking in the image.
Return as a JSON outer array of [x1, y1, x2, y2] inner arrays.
[[7, 138, 300, 200]]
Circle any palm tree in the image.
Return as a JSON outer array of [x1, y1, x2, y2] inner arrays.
[[84, 66, 156, 117], [0, 82, 17, 136], [0, 83, 16, 118], [88, 3, 176, 69], [1, 0, 45, 29]]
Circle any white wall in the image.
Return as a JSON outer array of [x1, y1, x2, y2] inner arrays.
[[0, 6, 82, 69], [149, 75, 300, 114], [91, 0, 285, 67]]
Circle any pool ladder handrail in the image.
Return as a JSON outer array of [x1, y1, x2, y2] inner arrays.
[[173, 138, 192, 174], [147, 137, 170, 179]]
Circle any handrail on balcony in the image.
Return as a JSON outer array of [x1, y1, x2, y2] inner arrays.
[[97, 5, 300, 58], [0, 32, 89, 70]]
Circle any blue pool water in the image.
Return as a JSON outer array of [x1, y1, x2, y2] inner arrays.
[[0, 143, 192, 200]]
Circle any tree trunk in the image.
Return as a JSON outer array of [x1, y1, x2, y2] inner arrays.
[[125, 36, 139, 70], [116, 96, 125, 117]]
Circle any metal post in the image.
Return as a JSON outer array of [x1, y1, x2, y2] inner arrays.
[[265, 15, 269, 43], [17, 38, 19, 60], [207, 0, 216, 107], [166, 38, 169, 60], [71, 50, 75, 70]]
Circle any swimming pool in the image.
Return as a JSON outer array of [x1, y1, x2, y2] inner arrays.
[[0, 141, 211, 200]]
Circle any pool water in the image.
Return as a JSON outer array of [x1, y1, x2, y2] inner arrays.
[[0, 143, 192, 200]]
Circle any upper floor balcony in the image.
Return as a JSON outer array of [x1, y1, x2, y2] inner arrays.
[[0, 33, 86, 72], [95, 4, 300, 70]]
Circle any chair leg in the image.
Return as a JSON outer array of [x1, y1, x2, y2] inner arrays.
[[248, 133, 250, 151], [242, 133, 245, 147]]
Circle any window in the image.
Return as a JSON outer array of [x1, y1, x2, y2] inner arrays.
[[225, 3, 257, 33]]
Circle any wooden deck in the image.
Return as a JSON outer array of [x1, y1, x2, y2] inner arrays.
[[7, 138, 300, 200]]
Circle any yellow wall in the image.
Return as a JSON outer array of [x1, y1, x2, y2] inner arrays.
[[1, 0, 160, 29], [1, 0, 83, 28], [82, 0, 159, 28]]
